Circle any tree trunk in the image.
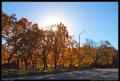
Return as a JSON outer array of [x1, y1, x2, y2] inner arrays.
[[32, 62, 35, 70], [42, 48, 48, 70], [45, 60, 48, 70], [17, 57, 19, 70], [25, 60, 27, 70], [35, 62, 37, 70], [43, 60, 46, 70], [54, 58, 57, 71], [7, 54, 12, 71], [7, 59, 10, 71], [54, 53, 57, 71], [62, 55, 65, 70]]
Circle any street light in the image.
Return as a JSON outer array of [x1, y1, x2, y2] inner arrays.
[[79, 29, 87, 51]]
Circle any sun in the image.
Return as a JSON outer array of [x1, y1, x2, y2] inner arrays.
[[52, 25, 58, 32], [38, 14, 72, 35], [43, 15, 60, 27]]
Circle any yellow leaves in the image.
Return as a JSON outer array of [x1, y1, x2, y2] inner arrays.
[[2, 60, 8, 64], [2, 13, 11, 25], [1, 13, 117, 70], [97, 47, 117, 65], [19, 17, 28, 24], [10, 55, 16, 62], [75, 64, 79, 67], [2, 46, 8, 64], [64, 64, 69, 68]]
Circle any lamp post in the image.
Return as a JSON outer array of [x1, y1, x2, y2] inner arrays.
[[79, 29, 86, 52], [78, 29, 86, 69]]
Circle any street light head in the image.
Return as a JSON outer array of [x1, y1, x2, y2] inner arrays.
[[80, 29, 87, 35]]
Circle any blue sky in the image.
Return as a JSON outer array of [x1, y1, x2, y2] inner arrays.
[[2, 2, 118, 49]]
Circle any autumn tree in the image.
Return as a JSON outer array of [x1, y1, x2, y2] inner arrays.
[[13, 22, 41, 70], [2, 44, 8, 71], [96, 40, 117, 68], [2, 13, 17, 71], [84, 39, 97, 68], [39, 30, 51, 70], [68, 37, 79, 69], [47, 23, 69, 70], [2, 12, 118, 72]]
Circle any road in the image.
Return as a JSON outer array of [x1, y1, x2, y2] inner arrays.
[[2, 68, 118, 80]]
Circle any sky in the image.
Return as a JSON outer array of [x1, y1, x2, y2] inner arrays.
[[2, 2, 118, 49]]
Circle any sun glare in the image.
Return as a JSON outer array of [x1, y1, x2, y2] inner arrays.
[[43, 15, 61, 26], [52, 26, 58, 32], [38, 14, 72, 35]]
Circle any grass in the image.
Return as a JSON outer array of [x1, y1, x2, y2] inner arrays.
[[2, 67, 97, 79], [1, 69, 79, 78], [1, 70, 51, 78], [1, 71, 17, 78]]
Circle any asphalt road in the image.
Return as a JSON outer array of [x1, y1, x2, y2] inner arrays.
[[2, 68, 118, 80]]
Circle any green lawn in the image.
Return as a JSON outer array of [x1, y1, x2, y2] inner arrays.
[[1, 69, 79, 78]]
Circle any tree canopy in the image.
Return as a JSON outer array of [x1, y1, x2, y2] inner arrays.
[[2, 12, 118, 71]]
